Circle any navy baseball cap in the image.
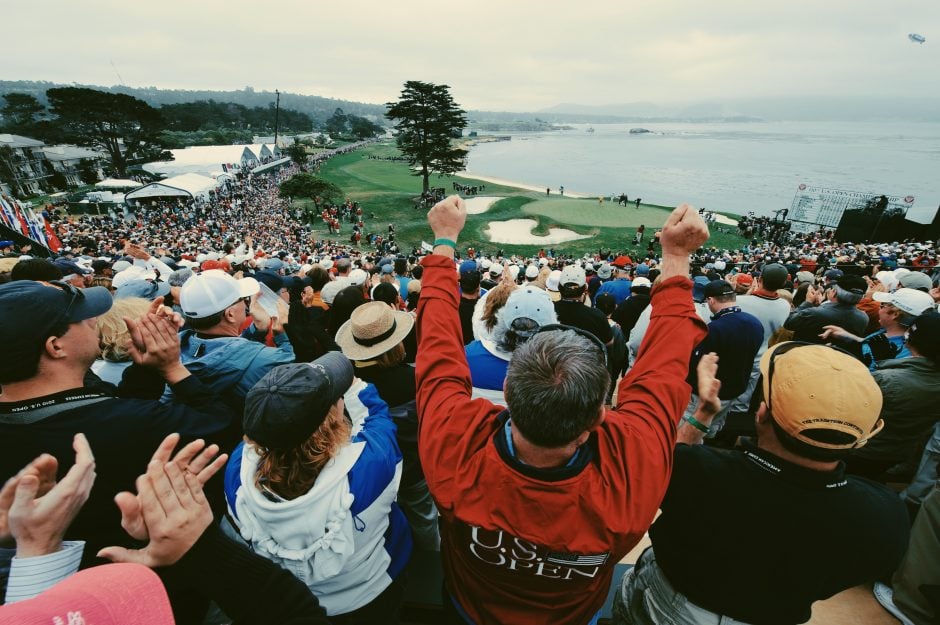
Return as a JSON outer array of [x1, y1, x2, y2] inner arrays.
[[243, 352, 354, 450], [0, 280, 113, 359]]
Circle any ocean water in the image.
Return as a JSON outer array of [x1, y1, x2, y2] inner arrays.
[[464, 122, 940, 217]]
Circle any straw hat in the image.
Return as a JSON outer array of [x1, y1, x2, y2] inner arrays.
[[335, 301, 415, 361]]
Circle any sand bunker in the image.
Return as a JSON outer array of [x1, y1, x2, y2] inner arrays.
[[463, 196, 500, 214], [712, 213, 738, 226], [486, 219, 590, 245]]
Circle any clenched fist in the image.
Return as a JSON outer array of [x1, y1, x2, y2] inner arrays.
[[659, 204, 709, 257]]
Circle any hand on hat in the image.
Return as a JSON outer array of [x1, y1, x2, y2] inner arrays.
[[98, 433, 227, 567], [248, 294, 272, 332], [2, 434, 96, 558], [428, 195, 466, 243], [659, 204, 709, 258], [271, 297, 290, 335]]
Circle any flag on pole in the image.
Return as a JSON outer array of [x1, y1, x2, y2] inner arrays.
[[43, 214, 62, 252], [0, 195, 17, 229]]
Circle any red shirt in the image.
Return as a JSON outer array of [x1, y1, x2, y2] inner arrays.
[[416, 254, 706, 625]]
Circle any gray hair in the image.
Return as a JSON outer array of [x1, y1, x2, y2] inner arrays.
[[832, 284, 862, 306], [505, 330, 609, 447]]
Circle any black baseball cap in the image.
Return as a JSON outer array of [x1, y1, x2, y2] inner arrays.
[[0, 280, 113, 360], [836, 274, 867, 295], [907, 311, 940, 363], [243, 352, 354, 450], [703, 280, 735, 298]]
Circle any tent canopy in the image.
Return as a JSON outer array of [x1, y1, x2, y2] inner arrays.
[[95, 178, 142, 189], [124, 174, 219, 201], [141, 145, 260, 178]]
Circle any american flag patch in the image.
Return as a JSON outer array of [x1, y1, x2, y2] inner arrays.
[[545, 551, 609, 567]]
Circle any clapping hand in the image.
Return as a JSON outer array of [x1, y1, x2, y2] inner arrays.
[[98, 434, 227, 567], [1, 434, 96, 558], [125, 298, 188, 383]]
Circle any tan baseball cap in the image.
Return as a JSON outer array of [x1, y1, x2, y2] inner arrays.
[[759, 342, 884, 450]]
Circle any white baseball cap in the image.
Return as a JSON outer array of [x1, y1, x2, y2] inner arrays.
[[112, 266, 157, 290], [320, 280, 345, 305], [872, 288, 935, 317], [180, 270, 259, 319], [348, 268, 369, 286], [525, 264, 539, 279]]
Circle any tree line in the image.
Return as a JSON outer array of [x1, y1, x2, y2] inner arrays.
[[0, 88, 385, 178]]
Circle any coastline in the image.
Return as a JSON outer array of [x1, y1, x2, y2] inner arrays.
[[457, 170, 591, 198]]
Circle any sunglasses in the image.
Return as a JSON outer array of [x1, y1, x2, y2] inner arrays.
[[49, 280, 85, 322]]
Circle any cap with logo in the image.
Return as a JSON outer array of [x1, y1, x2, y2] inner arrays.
[[180, 270, 259, 319], [760, 342, 883, 450], [872, 288, 935, 317]]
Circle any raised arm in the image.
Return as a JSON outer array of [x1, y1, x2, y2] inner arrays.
[[415, 196, 472, 426], [608, 204, 709, 470]]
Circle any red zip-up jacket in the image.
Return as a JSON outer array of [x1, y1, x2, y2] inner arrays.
[[416, 254, 706, 625]]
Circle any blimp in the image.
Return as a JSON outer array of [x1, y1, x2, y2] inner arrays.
[[909, 33, 926, 44]]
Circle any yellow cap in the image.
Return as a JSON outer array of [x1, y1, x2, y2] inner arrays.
[[759, 342, 884, 450]]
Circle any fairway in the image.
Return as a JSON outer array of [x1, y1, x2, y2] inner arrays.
[[521, 198, 672, 229], [315, 142, 746, 255]]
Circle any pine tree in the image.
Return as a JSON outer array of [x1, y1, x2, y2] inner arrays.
[[385, 81, 467, 193]]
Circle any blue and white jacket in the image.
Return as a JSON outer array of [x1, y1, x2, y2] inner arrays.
[[224, 383, 412, 616]]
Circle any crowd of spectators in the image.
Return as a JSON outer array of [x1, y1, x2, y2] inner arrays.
[[2, 167, 940, 624]]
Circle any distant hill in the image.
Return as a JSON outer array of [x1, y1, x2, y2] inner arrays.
[[0, 80, 390, 126]]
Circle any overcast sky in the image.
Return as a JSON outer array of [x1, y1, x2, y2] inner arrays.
[[4, 0, 939, 111]]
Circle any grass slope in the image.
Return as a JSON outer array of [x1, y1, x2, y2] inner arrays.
[[312, 142, 745, 255]]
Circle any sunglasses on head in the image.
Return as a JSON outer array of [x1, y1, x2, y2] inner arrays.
[[534, 323, 608, 366], [49, 280, 85, 322]]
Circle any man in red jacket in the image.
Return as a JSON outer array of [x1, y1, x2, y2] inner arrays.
[[416, 196, 709, 625]]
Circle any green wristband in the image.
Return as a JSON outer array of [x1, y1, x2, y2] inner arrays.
[[683, 415, 711, 434], [433, 238, 457, 248]]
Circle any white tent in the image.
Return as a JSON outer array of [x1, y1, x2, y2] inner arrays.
[[141, 145, 260, 178], [246, 144, 277, 160], [95, 178, 142, 189], [125, 174, 220, 201]]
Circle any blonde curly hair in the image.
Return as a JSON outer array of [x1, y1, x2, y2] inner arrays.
[[96, 297, 151, 362]]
